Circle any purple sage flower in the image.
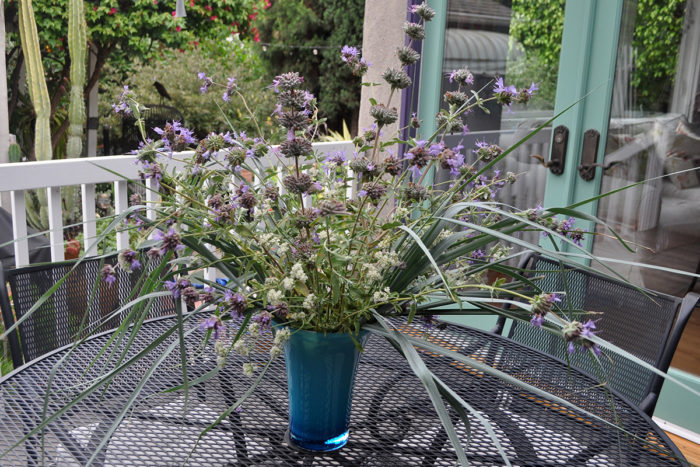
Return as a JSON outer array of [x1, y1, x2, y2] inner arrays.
[[101, 265, 117, 286], [198, 72, 213, 94], [153, 228, 185, 255], [200, 315, 224, 340], [118, 249, 141, 272], [165, 278, 191, 299]]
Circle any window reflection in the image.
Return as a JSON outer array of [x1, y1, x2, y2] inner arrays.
[[594, 0, 700, 298], [436, 0, 564, 247]]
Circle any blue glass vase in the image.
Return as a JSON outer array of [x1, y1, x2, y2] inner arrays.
[[282, 326, 369, 452]]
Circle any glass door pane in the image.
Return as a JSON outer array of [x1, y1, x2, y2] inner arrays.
[[593, 0, 700, 298], [437, 0, 565, 244]]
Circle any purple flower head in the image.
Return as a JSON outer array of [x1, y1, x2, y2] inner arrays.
[[563, 319, 600, 355], [341, 45, 360, 62], [198, 72, 213, 94], [410, 2, 436, 21], [270, 72, 304, 93], [530, 292, 561, 327], [138, 161, 163, 188], [340, 45, 369, 76], [409, 165, 422, 180], [118, 249, 141, 272], [428, 142, 444, 157], [467, 249, 485, 265], [200, 315, 224, 340], [165, 278, 191, 299], [307, 181, 323, 194], [516, 82, 539, 104], [224, 291, 248, 319], [222, 77, 237, 102], [154, 228, 185, 255], [493, 77, 517, 106], [154, 121, 196, 155], [101, 265, 117, 286], [323, 151, 346, 173], [448, 68, 474, 87], [420, 314, 437, 330], [561, 217, 576, 232], [530, 314, 544, 328], [111, 85, 135, 116], [580, 319, 597, 338], [253, 311, 272, 330], [569, 228, 586, 246], [199, 286, 215, 304]]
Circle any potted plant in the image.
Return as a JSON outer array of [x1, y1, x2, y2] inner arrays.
[[3, 2, 696, 464]]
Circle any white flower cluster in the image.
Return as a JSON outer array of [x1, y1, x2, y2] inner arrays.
[[374, 250, 402, 270], [269, 327, 292, 359], [288, 311, 306, 321], [233, 338, 251, 357], [317, 230, 338, 243], [259, 233, 280, 249], [214, 339, 228, 367], [243, 362, 256, 377], [274, 327, 291, 345], [267, 289, 284, 305], [290, 262, 308, 282], [394, 206, 409, 220], [489, 244, 511, 261], [276, 242, 290, 256], [363, 263, 382, 282], [303, 293, 316, 310], [372, 287, 391, 303], [362, 250, 402, 284]]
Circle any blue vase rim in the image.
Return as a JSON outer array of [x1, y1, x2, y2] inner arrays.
[[272, 320, 370, 339]]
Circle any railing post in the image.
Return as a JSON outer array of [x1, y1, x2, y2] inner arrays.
[[10, 190, 29, 267], [81, 183, 97, 255], [114, 180, 129, 250], [47, 186, 65, 262]]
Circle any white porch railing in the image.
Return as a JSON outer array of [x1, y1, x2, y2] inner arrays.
[[0, 141, 355, 268]]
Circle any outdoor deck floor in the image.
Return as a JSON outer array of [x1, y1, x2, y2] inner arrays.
[[666, 432, 700, 466]]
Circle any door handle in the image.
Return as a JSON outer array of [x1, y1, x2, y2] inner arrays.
[[544, 125, 568, 175], [578, 129, 601, 181]]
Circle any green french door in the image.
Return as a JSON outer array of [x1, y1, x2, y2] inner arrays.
[[423, 0, 700, 437]]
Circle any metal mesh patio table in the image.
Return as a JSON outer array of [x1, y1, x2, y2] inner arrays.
[[0, 314, 688, 466]]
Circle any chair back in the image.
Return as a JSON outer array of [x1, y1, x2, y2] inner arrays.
[[502, 253, 695, 415], [0, 251, 175, 368]]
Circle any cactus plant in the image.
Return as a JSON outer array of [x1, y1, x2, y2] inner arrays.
[[66, 0, 87, 159], [18, 0, 52, 161], [8, 143, 22, 163]]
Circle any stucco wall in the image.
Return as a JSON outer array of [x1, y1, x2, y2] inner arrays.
[[358, 0, 407, 139]]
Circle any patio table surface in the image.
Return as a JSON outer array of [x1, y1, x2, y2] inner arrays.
[[0, 314, 688, 466]]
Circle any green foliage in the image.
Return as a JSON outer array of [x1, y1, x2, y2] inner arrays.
[[508, 0, 564, 108], [4, 0, 264, 159], [510, 0, 564, 69], [257, 0, 364, 132], [509, 0, 686, 112], [100, 40, 277, 141], [630, 0, 685, 111], [8, 144, 22, 163], [5, 0, 265, 77]]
